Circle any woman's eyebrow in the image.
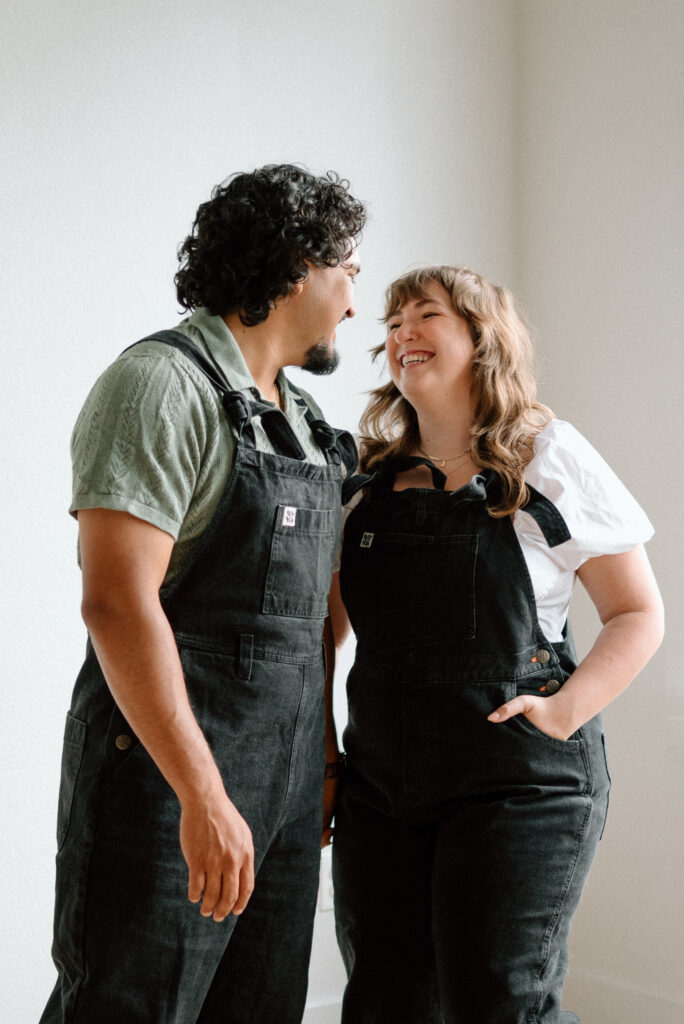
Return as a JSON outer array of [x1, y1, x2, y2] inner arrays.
[[389, 297, 440, 317]]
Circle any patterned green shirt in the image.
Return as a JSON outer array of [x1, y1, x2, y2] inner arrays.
[[70, 308, 327, 583]]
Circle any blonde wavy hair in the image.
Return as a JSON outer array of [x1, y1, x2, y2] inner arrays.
[[359, 266, 553, 517]]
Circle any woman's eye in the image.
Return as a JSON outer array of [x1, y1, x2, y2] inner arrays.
[[388, 322, 400, 331], [423, 312, 438, 319]]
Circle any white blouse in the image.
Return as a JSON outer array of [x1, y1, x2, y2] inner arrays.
[[512, 419, 653, 639], [338, 420, 654, 642]]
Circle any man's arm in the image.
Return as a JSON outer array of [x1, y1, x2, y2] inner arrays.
[[78, 507, 254, 922]]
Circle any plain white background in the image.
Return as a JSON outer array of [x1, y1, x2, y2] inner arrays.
[[1, 2, 682, 1022]]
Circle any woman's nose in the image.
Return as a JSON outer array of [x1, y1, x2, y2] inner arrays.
[[395, 320, 414, 343]]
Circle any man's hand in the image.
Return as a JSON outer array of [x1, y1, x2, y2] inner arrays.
[[180, 790, 254, 922]]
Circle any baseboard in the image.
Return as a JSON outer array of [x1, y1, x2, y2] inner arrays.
[[302, 998, 342, 1024], [564, 967, 684, 1024]]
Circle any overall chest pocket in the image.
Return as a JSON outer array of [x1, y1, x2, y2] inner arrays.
[[263, 504, 338, 618], [344, 531, 478, 647]]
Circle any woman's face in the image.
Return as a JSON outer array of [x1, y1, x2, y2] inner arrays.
[[385, 280, 475, 404]]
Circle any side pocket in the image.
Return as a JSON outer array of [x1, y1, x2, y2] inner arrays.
[[56, 712, 87, 851], [599, 732, 612, 841]]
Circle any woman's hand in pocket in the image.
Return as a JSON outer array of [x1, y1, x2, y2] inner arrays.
[[487, 692, 576, 742]]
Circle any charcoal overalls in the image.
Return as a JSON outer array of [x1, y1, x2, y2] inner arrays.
[[42, 333, 356, 1024], [333, 458, 610, 1024]]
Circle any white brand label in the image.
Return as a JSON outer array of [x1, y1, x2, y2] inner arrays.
[[360, 532, 374, 548], [282, 506, 297, 528]]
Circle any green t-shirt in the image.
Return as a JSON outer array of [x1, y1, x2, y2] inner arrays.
[[70, 308, 327, 583]]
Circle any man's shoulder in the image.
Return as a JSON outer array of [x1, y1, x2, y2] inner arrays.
[[90, 333, 220, 404]]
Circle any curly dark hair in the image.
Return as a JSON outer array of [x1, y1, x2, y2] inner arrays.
[[175, 164, 366, 325]]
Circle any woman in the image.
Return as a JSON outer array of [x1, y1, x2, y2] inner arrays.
[[328, 266, 663, 1024]]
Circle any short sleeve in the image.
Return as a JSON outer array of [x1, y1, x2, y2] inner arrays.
[[522, 419, 654, 570], [70, 348, 224, 538]]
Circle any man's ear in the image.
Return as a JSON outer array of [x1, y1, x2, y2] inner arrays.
[[291, 279, 305, 296]]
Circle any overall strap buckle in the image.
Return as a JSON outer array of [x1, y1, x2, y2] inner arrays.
[[222, 391, 257, 446], [287, 383, 359, 475]]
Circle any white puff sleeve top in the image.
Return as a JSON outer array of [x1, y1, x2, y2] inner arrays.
[[514, 419, 653, 640]]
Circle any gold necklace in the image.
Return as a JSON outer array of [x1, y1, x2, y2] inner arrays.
[[418, 446, 470, 469]]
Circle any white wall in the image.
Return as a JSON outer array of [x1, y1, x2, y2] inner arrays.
[[514, 3, 684, 1020], [0, 2, 516, 1021], [1, 1, 681, 1021]]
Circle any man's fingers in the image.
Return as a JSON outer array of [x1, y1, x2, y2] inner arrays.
[[188, 867, 205, 904], [200, 871, 223, 917], [211, 875, 240, 922], [232, 861, 255, 917]]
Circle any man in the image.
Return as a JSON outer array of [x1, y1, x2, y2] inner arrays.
[[41, 164, 365, 1024]]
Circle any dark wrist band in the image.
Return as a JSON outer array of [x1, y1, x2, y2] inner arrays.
[[325, 753, 347, 779]]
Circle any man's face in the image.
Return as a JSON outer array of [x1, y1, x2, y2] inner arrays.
[[294, 248, 360, 375]]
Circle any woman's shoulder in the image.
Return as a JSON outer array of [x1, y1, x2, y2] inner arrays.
[[529, 418, 602, 472], [523, 418, 654, 557]]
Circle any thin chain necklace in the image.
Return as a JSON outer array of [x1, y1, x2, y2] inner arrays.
[[418, 446, 470, 469]]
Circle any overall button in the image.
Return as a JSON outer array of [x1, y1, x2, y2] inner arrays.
[[115, 734, 132, 751], [545, 679, 561, 695], [535, 649, 551, 664]]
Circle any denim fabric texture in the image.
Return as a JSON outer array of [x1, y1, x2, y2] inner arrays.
[[334, 459, 610, 1024], [42, 334, 355, 1024]]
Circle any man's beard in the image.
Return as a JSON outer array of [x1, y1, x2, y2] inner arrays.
[[301, 342, 339, 376]]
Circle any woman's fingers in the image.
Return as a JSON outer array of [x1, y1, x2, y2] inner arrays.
[[487, 695, 533, 723]]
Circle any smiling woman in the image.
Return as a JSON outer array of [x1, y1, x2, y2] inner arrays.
[[328, 264, 664, 1024], [360, 265, 553, 509]]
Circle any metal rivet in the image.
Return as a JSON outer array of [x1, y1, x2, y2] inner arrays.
[[115, 734, 132, 751], [535, 649, 551, 664], [545, 679, 561, 695]]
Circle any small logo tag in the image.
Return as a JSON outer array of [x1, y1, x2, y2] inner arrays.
[[360, 532, 374, 548], [282, 506, 297, 528]]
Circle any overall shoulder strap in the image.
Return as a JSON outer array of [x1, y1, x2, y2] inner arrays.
[[128, 330, 233, 393], [130, 331, 311, 459], [287, 382, 359, 476], [522, 484, 571, 548]]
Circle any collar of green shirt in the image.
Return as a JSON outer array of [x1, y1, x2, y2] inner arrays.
[[177, 307, 311, 424]]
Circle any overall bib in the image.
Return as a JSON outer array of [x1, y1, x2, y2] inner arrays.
[[333, 459, 610, 1024], [42, 333, 356, 1024]]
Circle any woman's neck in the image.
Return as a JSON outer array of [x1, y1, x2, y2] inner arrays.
[[413, 395, 475, 463]]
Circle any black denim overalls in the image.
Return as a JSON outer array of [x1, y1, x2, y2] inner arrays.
[[42, 333, 356, 1024], [333, 458, 610, 1024]]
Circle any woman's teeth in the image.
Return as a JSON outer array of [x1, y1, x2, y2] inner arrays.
[[401, 353, 433, 367]]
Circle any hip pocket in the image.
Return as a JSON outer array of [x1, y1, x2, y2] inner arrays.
[[263, 504, 337, 618], [56, 712, 87, 850], [508, 679, 583, 749]]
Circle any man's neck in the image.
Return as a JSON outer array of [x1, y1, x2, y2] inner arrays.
[[223, 312, 285, 405]]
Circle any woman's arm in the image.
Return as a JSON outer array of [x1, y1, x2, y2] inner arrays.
[[488, 545, 664, 740], [322, 571, 352, 846]]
